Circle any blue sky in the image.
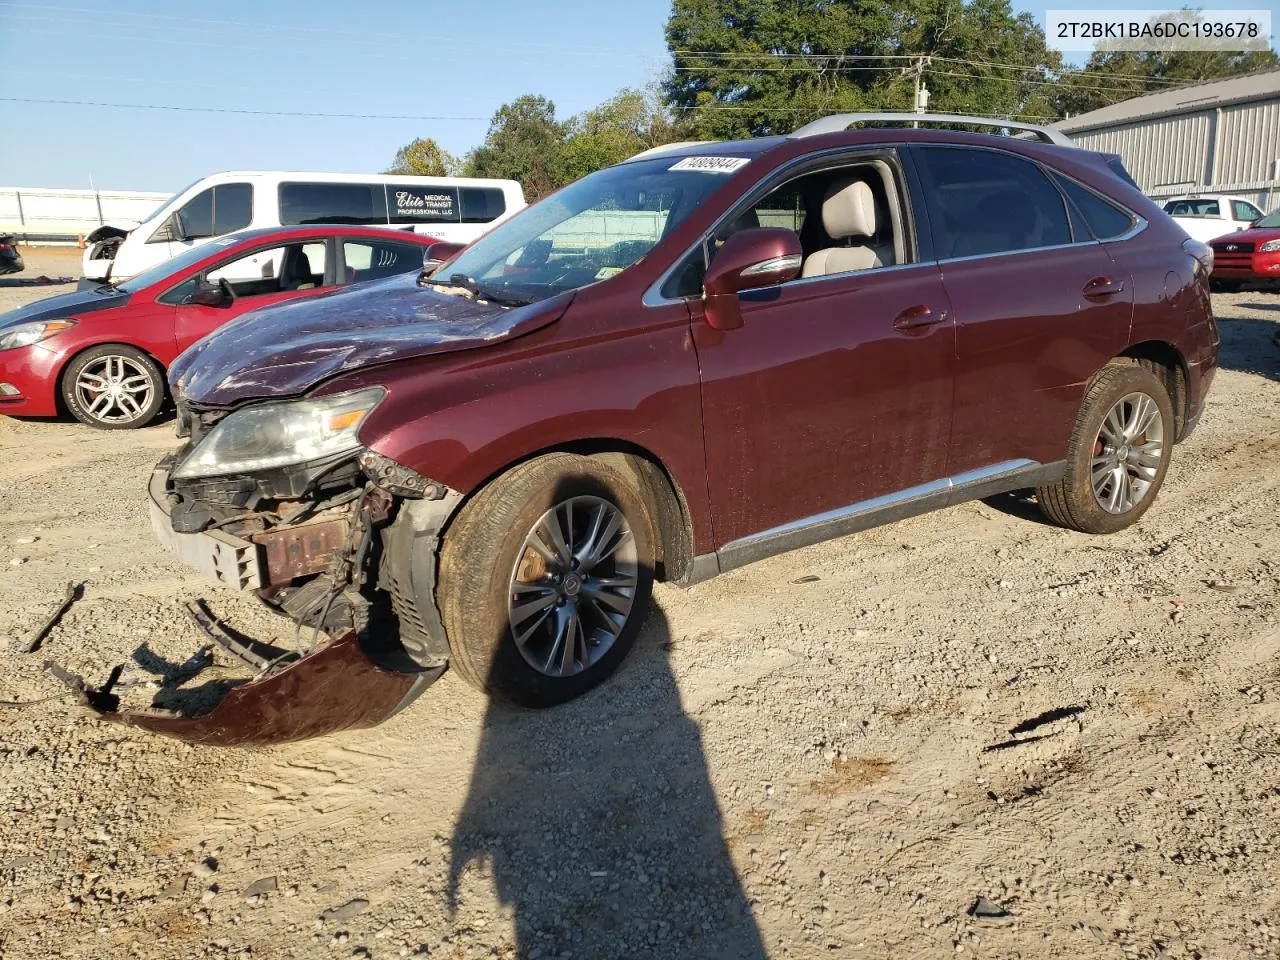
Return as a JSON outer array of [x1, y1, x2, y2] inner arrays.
[[0, 0, 1274, 191]]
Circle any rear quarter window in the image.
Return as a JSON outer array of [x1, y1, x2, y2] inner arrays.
[[1052, 175, 1135, 240]]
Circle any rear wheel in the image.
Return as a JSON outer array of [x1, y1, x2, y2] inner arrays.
[[61, 344, 165, 429], [1037, 362, 1175, 534], [433, 453, 655, 707]]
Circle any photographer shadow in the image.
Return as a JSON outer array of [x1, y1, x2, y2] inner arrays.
[[447, 595, 766, 958]]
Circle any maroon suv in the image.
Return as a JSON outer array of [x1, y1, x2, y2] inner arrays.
[[131, 114, 1218, 740]]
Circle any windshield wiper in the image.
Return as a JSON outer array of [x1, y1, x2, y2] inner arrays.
[[424, 273, 533, 307]]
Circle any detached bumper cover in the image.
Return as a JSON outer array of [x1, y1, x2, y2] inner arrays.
[[148, 469, 265, 589], [48, 630, 441, 747]]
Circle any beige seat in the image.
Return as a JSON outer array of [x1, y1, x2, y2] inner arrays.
[[802, 179, 889, 278]]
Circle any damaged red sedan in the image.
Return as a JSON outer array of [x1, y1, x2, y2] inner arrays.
[[89, 114, 1219, 744]]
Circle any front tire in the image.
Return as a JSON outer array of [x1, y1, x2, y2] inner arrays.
[[433, 453, 655, 707], [61, 344, 165, 429], [1037, 362, 1175, 534]]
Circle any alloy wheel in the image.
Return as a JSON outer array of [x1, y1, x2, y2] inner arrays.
[[1091, 390, 1165, 514], [507, 495, 639, 678], [74, 355, 156, 425]]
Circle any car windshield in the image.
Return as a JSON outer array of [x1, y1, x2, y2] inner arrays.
[[1254, 210, 1280, 228], [431, 156, 746, 304], [114, 236, 245, 293], [136, 179, 201, 227]]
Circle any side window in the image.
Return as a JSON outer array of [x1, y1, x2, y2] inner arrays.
[[174, 188, 214, 241], [198, 241, 328, 298], [342, 240, 422, 283], [213, 183, 253, 234], [914, 147, 1070, 259], [460, 187, 507, 223], [388, 186, 459, 225], [1052, 175, 1135, 241], [279, 183, 388, 225], [1233, 200, 1262, 222]]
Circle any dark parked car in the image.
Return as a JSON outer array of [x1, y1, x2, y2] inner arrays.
[[0, 226, 434, 428], [120, 114, 1220, 741], [0, 234, 22, 276]]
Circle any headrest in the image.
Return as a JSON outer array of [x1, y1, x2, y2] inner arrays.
[[822, 179, 876, 240]]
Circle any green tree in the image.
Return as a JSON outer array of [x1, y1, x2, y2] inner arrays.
[[664, 0, 1063, 140], [386, 137, 460, 176], [561, 85, 681, 183], [464, 95, 568, 199]]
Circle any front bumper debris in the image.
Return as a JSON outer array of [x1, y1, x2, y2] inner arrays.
[[122, 451, 459, 744], [46, 623, 442, 747]]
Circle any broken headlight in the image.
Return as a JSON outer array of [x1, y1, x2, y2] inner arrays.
[[173, 387, 385, 480]]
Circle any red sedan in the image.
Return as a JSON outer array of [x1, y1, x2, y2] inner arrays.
[[1210, 208, 1280, 291], [0, 226, 434, 428]]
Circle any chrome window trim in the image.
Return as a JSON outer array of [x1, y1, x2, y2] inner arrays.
[[931, 218, 1148, 266], [642, 145, 909, 308], [736, 257, 933, 296]]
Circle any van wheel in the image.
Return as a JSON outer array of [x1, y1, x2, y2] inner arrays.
[[1037, 362, 1175, 534], [434, 453, 655, 707], [62, 345, 165, 429]]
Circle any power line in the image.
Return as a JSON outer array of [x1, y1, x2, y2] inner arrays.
[[0, 97, 485, 121]]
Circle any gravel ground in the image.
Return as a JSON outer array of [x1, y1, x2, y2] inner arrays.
[[0, 247, 1278, 959]]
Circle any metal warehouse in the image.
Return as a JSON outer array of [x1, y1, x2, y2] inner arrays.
[[1056, 69, 1280, 212]]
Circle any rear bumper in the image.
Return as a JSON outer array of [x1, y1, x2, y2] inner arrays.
[[0, 343, 63, 417]]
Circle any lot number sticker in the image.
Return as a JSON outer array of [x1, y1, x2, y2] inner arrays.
[[669, 156, 751, 174]]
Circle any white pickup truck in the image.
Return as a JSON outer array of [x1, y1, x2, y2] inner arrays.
[[1161, 194, 1265, 242]]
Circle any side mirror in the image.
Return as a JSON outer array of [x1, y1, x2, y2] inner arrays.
[[188, 279, 230, 307], [419, 241, 467, 280], [703, 228, 803, 331]]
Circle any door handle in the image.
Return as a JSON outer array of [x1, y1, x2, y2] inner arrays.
[[893, 304, 948, 331], [1083, 276, 1125, 299]]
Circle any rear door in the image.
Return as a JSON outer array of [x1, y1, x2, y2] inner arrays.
[[910, 145, 1133, 475]]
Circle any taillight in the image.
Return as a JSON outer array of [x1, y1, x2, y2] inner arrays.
[[1182, 237, 1213, 275]]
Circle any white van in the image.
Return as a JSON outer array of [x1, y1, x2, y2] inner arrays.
[[82, 171, 525, 281]]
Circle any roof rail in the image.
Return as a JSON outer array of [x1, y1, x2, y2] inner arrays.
[[789, 112, 1076, 147], [625, 141, 712, 162]]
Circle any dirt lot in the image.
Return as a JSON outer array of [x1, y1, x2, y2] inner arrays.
[[0, 247, 1278, 959]]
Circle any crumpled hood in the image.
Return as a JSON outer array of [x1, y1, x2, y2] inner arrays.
[[172, 273, 572, 406], [0, 286, 129, 329]]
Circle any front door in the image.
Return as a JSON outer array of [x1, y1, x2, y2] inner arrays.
[[171, 239, 333, 353], [690, 157, 955, 549]]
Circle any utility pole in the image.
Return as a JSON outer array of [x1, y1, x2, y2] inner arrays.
[[904, 56, 932, 127]]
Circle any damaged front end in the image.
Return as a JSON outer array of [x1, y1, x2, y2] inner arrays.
[[58, 389, 459, 746]]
